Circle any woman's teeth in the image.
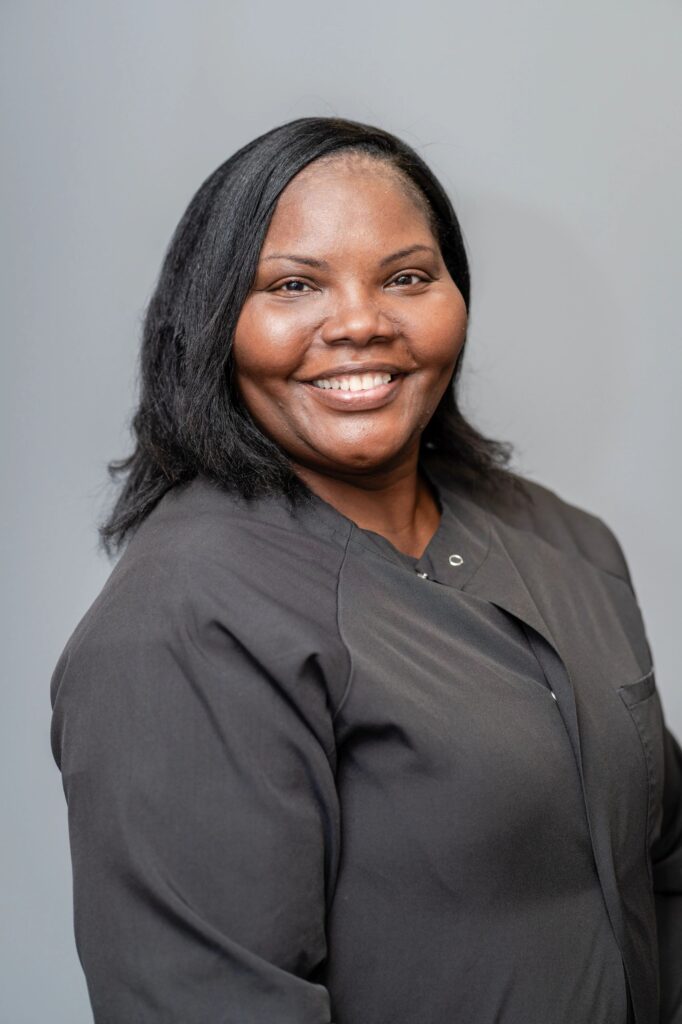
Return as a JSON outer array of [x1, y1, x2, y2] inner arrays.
[[311, 372, 392, 392]]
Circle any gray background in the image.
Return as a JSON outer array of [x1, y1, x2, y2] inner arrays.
[[2, 1, 680, 1019]]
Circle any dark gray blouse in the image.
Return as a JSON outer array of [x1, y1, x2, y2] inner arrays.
[[50, 454, 679, 1023]]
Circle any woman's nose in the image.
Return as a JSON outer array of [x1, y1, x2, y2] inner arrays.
[[320, 288, 395, 346]]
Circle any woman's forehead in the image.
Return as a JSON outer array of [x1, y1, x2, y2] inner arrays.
[[265, 157, 436, 250], [282, 152, 419, 205]]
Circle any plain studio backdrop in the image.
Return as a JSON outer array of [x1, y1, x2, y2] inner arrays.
[[2, 1, 680, 1020]]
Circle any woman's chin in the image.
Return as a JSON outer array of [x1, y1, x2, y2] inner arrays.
[[294, 439, 420, 479]]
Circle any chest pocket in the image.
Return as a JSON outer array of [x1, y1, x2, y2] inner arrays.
[[617, 668, 666, 859]]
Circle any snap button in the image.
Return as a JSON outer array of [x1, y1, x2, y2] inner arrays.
[[448, 553, 464, 567], [416, 570, 429, 579]]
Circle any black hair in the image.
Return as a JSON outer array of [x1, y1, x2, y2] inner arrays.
[[99, 116, 526, 556]]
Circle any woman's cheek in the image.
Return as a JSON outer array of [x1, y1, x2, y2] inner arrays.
[[233, 312, 305, 380]]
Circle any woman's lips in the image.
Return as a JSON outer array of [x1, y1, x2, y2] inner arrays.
[[301, 374, 405, 411]]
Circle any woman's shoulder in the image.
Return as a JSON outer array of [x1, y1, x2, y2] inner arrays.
[[487, 473, 632, 586], [56, 476, 350, 674], [118, 473, 348, 582], [50, 476, 351, 774], [426, 453, 632, 586]]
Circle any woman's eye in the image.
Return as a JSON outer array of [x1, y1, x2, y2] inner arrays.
[[270, 274, 429, 294], [274, 279, 312, 294], [389, 273, 428, 287]]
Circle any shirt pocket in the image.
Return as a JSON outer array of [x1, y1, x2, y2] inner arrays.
[[617, 668, 666, 861]]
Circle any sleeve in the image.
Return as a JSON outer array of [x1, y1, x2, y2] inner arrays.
[[598, 518, 682, 1022], [652, 729, 682, 1023], [49, 561, 340, 1024]]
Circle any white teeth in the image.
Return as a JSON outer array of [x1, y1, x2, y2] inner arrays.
[[311, 372, 393, 391]]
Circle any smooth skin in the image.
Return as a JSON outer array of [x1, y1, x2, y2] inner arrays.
[[231, 154, 468, 558]]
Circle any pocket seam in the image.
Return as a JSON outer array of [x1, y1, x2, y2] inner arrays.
[[617, 667, 656, 707], [616, 668, 659, 884]]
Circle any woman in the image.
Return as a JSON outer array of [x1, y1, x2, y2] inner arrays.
[[50, 117, 681, 1024]]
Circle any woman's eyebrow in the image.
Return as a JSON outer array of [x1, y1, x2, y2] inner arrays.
[[261, 244, 437, 269], [378, 244, 437, 266]]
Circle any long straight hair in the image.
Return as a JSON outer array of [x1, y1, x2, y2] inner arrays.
[[99, 116, 524, 556]]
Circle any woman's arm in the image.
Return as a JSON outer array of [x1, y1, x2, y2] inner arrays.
[[652, 725, 682, 1023], [50, 556, 339, 1023], [598, 519, 682, 1023]]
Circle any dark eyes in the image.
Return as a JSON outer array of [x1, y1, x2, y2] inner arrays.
[[272, 272, 430, 295], [277, 280, 313, 294], [391, 273, 428, 288]]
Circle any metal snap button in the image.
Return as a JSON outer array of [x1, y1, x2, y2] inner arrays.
[[448, 553, 464, 567]]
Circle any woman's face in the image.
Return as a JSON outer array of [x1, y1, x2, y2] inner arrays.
[[231, 155, 468, 482]]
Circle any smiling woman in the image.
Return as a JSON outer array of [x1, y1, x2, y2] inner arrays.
[[50, 117, 682, 1024], [230, 151, 471, 545], [94, 117, 518, 556]]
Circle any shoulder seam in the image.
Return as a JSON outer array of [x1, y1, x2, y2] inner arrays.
[[330, 525, 356, 734]]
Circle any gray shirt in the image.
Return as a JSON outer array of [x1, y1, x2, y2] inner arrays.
[[50, 452, 681, 1023]]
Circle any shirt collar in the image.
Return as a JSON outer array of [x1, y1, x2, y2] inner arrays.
[[293, 451, 494, 592]]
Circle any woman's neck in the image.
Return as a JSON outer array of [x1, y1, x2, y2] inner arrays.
[[291, 455, 442, 559]]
